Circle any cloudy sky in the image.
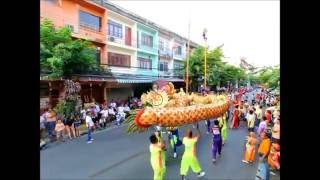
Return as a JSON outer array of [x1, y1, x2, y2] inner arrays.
[[110, 0, 279, 67]]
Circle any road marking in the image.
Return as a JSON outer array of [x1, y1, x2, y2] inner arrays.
[[89, 151, 147, 178]]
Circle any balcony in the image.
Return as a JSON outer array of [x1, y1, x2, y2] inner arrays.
[[158, 69, 184, 80], [173, 52, 186, 60], [107, 36, 137, 49], [159, 48, 173, 59], [137, 42, 158, 55], [76, 24, 106, 44]]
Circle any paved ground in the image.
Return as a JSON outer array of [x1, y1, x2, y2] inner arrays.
[[40, 122, 280, 180], [41, 89, 280, 180]]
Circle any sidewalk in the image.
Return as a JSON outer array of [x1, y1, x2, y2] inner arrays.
[[41, 122, 126, 150]]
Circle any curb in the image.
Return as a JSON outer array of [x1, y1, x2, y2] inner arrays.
[[41, 123, 127, 149]]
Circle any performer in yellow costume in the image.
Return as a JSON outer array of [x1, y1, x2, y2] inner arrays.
[[149, 134, 166, 180], [180, 128, 205, 180]]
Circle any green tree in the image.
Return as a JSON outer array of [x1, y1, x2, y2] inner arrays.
[[184, 45, 248, 90], [254, 67, 280, 89], [54, 80, 82, 119], [40, 18, 103, 78]]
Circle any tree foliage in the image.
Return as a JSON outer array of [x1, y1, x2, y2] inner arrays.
[[257, 68, 280, 89], [184, 46, 248, 90], [40, 19, 103, 78], [54, 80, 82, 118]]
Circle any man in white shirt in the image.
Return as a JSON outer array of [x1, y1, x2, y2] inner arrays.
[[117, 104, 126, 125], [85, 111, 94, 143], [124, 104, 130, 113]]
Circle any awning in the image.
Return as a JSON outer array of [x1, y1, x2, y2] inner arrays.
[[116, 79, 154, 84], [116, 78, 185, 84]]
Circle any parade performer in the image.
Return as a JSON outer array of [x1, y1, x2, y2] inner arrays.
[[167, 127, 182, 158], [211, 120, 222, 163], [242, 132, 257, 164], [180, 128, 205, 180], [257, 116, 268, 136], [258, 132, 271, 161], [268, 143, 280, 170], [218, 113, 228, 145], [154, 130, 167, 163], [149, 134, 166, 180], [247, 110, 256, 132], [205, 120, 211, 134], [230, 104, 240, 129]]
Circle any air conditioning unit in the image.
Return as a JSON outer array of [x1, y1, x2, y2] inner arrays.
[[109, 36, 115, 42]]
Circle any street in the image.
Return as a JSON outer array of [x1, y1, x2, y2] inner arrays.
[[41, 122, 280, 179]]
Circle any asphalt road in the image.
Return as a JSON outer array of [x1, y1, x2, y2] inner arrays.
[[41, 123, 280, 180], [41, 89, 280, 180]]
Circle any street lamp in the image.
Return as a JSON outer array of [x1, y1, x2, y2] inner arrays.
[[203, 28, 208, 88]]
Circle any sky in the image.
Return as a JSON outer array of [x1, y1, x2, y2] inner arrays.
[[110, 0, 280, 67]]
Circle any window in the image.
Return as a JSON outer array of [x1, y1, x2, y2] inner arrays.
[[108, 52, 130, 67], [47, 0, 56, 4], [174, 62, 183, 70], [79, 10, 101, 32], [108, 20, 122, 38], [174, 60, 184, 77], [175, 46, 182, 55], [141, 33, 153, 47], [138, 57, 152, 70], [96, 48, 101, 65], [159, 61, 168, 72], [159, 39, 164, 51]]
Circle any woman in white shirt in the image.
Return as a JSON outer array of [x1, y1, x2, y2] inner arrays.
[[108, 106, 116, 122]]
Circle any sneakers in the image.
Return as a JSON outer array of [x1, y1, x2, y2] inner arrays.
[[173, 152, 177, 158], [90, 138, 94, 141], [270, 171, 276, 176], [206, 131, 210, 134], [212, 159, 216, 163], [197, 171, 206, 178], [242, 160, 249, 163], [87, 140, 93, 144]]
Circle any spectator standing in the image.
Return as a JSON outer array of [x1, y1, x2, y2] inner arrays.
[[40, 114, 46, 142], [108, 106, 116, 123], [100, 107, 109, 128], [74, 115, 81, 138], [45, 108, 57, 139], [55, 119, 65, 142], [85, 111, 94, 144], [64, 115, 75, 140]]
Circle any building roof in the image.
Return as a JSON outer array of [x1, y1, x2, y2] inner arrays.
[[92, 0, 201, 48]]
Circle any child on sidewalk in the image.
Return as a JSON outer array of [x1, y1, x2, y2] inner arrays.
[[55, 119, 65, 142], [74, 115, 81, 138]]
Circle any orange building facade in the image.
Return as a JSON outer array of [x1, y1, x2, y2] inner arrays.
[[40, 0, 109, 109], [40, 0, 108, 64]]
